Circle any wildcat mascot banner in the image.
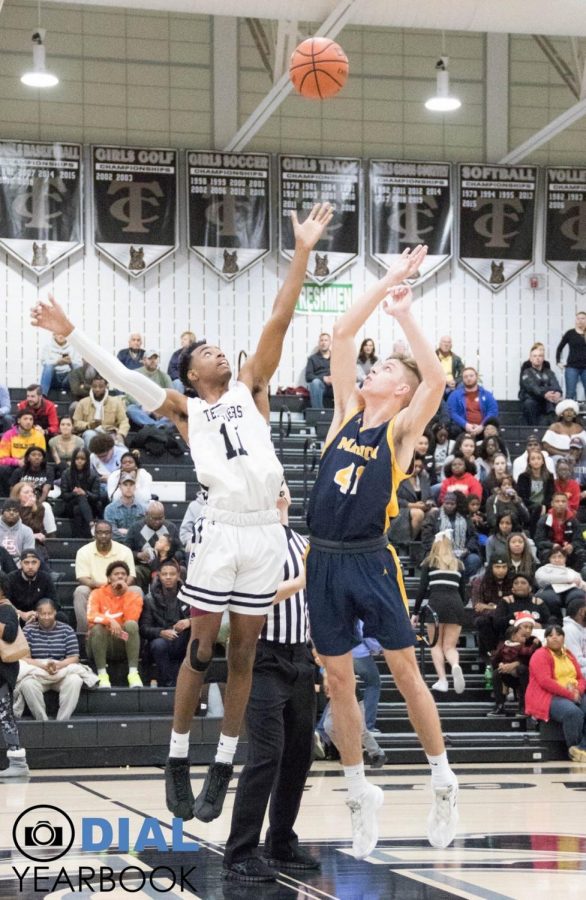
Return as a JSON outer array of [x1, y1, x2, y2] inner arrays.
[[369, 159, 452, 285], [544, 167, 586, 294], [279, 154, 361, 284], [91, 145, 178, 277], [186, 151, 271, 280], [457, 163, 537, 292], [0, 140, 83, 275]]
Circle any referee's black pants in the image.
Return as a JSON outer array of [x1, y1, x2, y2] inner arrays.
[[223, 639, 316, 866]]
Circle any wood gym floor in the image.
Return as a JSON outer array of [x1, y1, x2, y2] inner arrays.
[[1, 759, 586, 899]]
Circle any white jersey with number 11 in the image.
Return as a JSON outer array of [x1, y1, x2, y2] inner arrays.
[[186, 381, 283, 514]]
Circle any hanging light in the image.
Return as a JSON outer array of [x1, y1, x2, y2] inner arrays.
[[21, 2, 59, 88], [425, 56, 461, 112]]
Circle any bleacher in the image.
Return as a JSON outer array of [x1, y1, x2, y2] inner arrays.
[[3, 387, 567, 768]]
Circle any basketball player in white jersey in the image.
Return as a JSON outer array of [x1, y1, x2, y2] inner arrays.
[[30, 201, 333, 823]]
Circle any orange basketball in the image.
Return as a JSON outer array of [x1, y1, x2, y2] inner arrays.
[[289, 37, 349, 100]]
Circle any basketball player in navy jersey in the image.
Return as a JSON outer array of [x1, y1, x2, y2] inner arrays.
[[305, 244, 459, 860], [30, 201, 333, 824]]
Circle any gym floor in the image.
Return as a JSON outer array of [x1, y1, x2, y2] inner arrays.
[[1, 760, 586, 899]]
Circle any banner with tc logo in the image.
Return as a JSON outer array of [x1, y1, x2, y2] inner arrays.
[[187, 151, 271, 280], [544, 167, 586, 294], [458, 163, 537, 292], [0, 140, 83, 276], [91, 145, 178, 277], [368, 160, 452, 285], [279, 155, 362, 285]]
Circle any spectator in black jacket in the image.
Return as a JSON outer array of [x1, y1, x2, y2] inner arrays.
[[124, 501, 182, 591], [556, 311, 586, 400], [117, 333, 145, 371], [0, 547, 16, 575], [421, 492, 481, 578], [305, 333, 332, 408], [519, 343, 562, 425], [5, 549, 57, 625], [167, 331, 196, 392], [139, 560, 191, 686], [493, 574, 552, 642], [59, 447, 103, 539], [517, 448, 555, 535], [535, 492, 586, 575]]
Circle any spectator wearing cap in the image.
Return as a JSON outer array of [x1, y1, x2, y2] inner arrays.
[[167, 331, 196, 393], [512, 435, 555, 482], [488, 611, 541, 717], [125, 350, 173, 429], [87, 560, 143, 689], [5, 549, 57, 625], [542, 400, 586, 462], [0, 410, 46, 496], [535, 545, 586, 623], [73, 375, 129, 448], [104, 473, 146, 541], [15, 598, 87, 722], [117, 333, 145, 371], [518, 343, 562, 425], [568, 436, 586, 493], [0, 500, 35, 565]]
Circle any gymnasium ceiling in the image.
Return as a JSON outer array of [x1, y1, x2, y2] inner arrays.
[[38, 0, 586, 38]]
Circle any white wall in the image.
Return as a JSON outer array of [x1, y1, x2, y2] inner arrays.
[[0, 2, 584, 396]]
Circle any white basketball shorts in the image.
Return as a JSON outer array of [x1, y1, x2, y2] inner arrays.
[[178, 507, 287, 616]]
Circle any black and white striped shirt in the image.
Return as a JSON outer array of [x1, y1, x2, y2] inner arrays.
[[261, 526, 308, 645]]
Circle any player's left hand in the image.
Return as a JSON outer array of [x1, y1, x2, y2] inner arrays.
[[382, 284, 413, 318], [291, 202, 334, 251], [31, 293, 74, 335], [384, 244, 428, 285]]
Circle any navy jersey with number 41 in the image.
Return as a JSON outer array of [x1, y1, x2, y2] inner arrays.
[[307, 410, 409, 542]]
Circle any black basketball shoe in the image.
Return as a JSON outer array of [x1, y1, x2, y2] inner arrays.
[[193, 762, 233, 822], [165, 757, 195, 821]]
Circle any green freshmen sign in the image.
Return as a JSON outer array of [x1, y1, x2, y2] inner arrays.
[[296, 282, 352, 315]]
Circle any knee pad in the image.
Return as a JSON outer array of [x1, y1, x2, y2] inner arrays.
[[185, 638, 212, 673]]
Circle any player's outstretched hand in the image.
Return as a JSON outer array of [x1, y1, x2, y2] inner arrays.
[[291, 202, 334, 251], [30, 293, 74, 335], [382, 284, 413, 319], [384, 244, 428, 286]]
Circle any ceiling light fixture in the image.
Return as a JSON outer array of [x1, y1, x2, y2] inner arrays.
[[425, 33, 460, 113], [21, 2, 59, 88]]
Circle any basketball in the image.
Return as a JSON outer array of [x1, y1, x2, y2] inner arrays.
[[289, 37, 349, 100]]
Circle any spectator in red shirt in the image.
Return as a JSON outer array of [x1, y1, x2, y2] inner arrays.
[[554, 458, 581, 516], [438, 454, 482, 504], [17, 385, 59, 438]]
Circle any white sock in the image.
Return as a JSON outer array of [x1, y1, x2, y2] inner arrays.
[[169, 730, 190, 759], [427, 751, 454, 786], [7, 748, 25, 758], [215, 733, 238, 765], [128, 667, 138, 674], [98, 668, 107, 676], [344, 762, 368, 800]]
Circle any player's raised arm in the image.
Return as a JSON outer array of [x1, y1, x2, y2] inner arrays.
[[239, 202, 333, 398], [327, 246, 428, 434], [384, 284, 446, 471], [30, 295, 187, 424]]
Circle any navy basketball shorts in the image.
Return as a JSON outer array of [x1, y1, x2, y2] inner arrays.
[[305, 543, 417, 656]]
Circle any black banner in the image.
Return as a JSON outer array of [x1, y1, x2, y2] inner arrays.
[[458, 163, 537, 291], [279, 155, 361, 284], [545, 167, 586, 293], [92, 145, 177, 276], [369, 160, 452, 284], [0, 140, 82, 275], [186, 151, 270, 280]]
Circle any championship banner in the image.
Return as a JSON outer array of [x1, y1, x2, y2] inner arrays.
[[458, 163, 537, 291], [187, 151, 270, 280], [369, 160, 452, 284], [279, 155, 361, 284], [91, 145, 177, 276], [0, 140, 82, 275], [545, 167, 586, 293]]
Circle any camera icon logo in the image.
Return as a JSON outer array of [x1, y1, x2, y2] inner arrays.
[[13, 805, 75, 862]]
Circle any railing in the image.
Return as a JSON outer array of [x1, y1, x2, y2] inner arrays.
[[277, 404, 291, 465], [302, 435, 319, 515]]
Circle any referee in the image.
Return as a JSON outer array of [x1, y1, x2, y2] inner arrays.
[[223, 482, 320, 883]]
